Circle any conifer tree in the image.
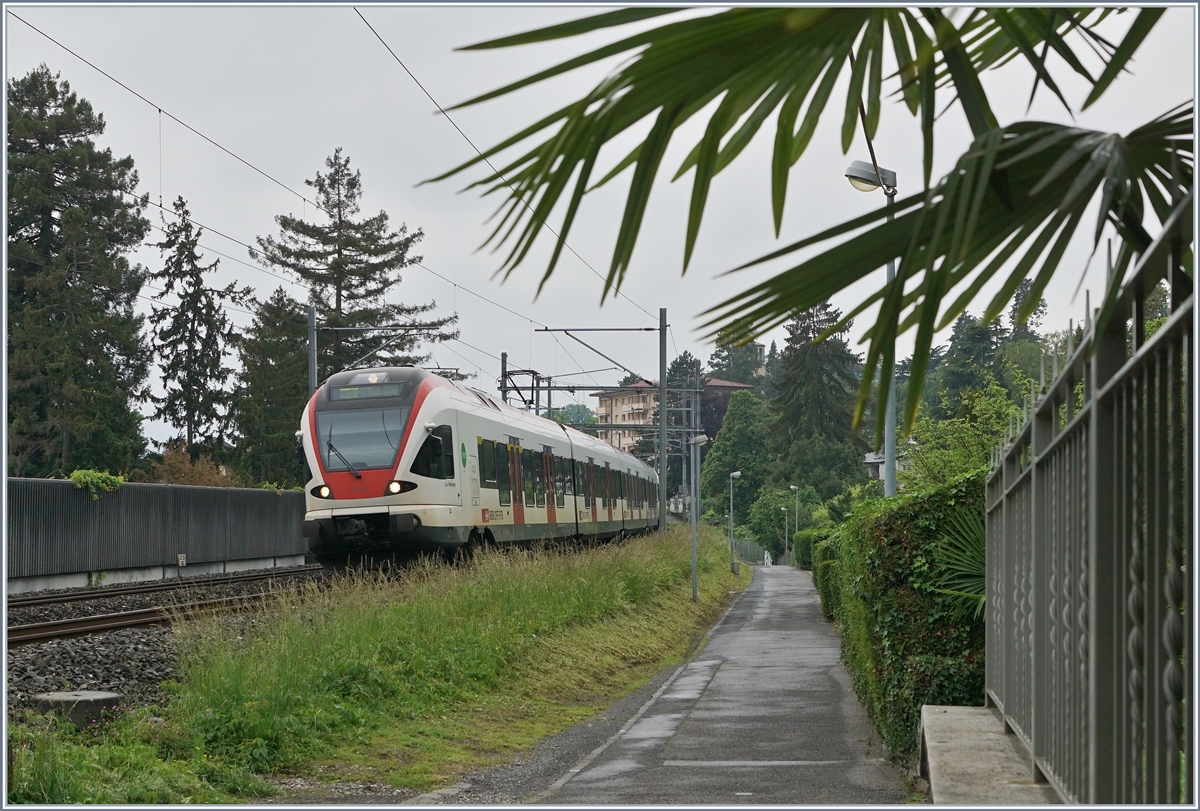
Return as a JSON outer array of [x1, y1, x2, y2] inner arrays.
[[706, 330, 762, 385], [229, 287, 309, 485], [253, 149, 457, 380], [6, 65, 151, 476], [771, 302, 861, 444], [149, 196, 250, 457]]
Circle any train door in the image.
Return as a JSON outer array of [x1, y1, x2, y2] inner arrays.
[[468, 453, 480, 509], [588, 459, 597, 524], [509, 442, 524, 526], [604, 463, 613, 523], [543, 449, 557, 525]]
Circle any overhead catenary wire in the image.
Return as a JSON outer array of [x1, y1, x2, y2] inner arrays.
[[354, 8, 659, 323], [9, 15, 615, 390], [7, 10, 330, 218]]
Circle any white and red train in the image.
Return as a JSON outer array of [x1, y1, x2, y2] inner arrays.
[[300, 367, 660, 556]]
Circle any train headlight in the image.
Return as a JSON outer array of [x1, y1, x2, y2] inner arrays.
[[311, 484, 332, 499], [386, 480, 417, 495], [387, 480, 402, 494]]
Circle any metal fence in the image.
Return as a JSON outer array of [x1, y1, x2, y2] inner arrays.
[[986, 192, 1193, 803], [7, 479, 306, 579]]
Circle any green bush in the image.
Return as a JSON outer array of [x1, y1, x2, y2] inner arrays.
[[835, 469, 987, 766], [811, 532, 841, 621], [793, 528, 826, 570], [68, 469, 124, 500]]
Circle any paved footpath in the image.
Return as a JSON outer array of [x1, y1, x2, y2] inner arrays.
[[539, 565, 910, 804]]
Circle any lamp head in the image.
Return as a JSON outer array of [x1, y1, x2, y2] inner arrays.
[[789, 485, 799, 492], [730, 471, 741, 479], [781, 507, 787, 512], [846, 159, 897, 192], [689, 433, 709, 446]]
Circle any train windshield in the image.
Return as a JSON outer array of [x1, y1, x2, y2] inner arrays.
[[315, 407, 410, 472]]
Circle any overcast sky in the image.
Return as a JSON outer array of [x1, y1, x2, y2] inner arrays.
[[4, 4, 1195, 444]]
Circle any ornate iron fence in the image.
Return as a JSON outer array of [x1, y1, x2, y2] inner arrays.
[[986, 192, 1192, 803]]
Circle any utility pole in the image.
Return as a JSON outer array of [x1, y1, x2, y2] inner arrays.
[[500, 352, 508, 404], [308, 305, 317, 396], [658, 308, 668, 532]]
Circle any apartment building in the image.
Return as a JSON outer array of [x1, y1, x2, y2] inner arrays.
[[590, 377, 755, 455]]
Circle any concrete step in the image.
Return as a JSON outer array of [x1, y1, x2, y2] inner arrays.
[[920, 705, 1061, 804], [33, 691, 123, 731]]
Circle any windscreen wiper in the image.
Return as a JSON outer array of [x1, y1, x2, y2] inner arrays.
[[326, 439, 362, 478]]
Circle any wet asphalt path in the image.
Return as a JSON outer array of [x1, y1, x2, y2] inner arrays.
[[538, 565, 910, 804]]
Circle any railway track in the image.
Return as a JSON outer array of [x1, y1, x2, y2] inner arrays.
[[6, 564, 323, 608], [7, 594, 268, 647]]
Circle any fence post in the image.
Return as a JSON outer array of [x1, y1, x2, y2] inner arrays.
[[1087, 310, 1125, 802]]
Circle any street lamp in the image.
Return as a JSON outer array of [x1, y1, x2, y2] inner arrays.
[[780, 507, 788, 566], [789, 484, 799, 566], [729, 471, 741, 573], [689, 433, 709, 602], [846, 158, 898, 497]]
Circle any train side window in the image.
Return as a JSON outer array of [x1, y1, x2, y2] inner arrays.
[[496, 442, 511, 506], [523, 449, 536, 508], [603, 464, 611, 507], [563, 458, 574, 497], [411, 425, 453, 479], [479, 439, 496, 486], [555, 457, 566, 508], [584, 460, 593, 508], [533, 453, 546, 507]]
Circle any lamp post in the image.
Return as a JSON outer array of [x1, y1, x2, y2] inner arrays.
[[789, 485, 799, 566], [846, 159, 898, 497], [689, 433, 709, 602], [780, 507, 788, 566], [729, 471, 741, 573]]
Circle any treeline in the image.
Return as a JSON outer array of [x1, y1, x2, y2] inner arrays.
[[692, 269, 1163, 558], [6, 65, 457, 486]]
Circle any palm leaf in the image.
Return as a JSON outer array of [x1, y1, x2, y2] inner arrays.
[[703, 103, 1192, 443], [931, 503, 986, 619], [432, 7, 1152, 282]]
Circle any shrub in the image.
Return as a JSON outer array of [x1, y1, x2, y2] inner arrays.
[[68, 469, 124, 500], [811, 531, 841, 621], [835, 469, 987, 766], [792, 528, 827, 570]]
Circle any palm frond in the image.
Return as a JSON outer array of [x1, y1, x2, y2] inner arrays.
[[703, 103, 1192, 444], [432, 7, 1157, 285], [931, 503, 986, 619]]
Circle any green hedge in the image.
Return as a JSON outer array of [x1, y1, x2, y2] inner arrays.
[[792, 528, 824, 570], [834, 470, 986, 766], [811, 531, 841, 621]]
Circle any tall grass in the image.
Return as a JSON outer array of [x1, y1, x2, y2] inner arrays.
[[8, 527, 744, 801]]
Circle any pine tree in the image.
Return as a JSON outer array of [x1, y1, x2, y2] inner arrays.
[[771, 302, 862, 444], [253, 149, 457, 380], [229, 287, 309, 485], [149, 197, 250, 457], [6, 65, 151, 477], [706, 329, 762, 385]]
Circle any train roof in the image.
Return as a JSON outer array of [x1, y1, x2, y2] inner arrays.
[[322, 367, 654, 474]]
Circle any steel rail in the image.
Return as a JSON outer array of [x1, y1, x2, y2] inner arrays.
[[6, 594, 269, 647], [6, 565, 322, 608]]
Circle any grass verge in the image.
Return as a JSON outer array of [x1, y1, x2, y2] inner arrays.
[[7, 526, 747, 802]]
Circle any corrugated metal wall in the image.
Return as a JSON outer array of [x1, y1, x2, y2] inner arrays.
[[6, 479, 306, 578]]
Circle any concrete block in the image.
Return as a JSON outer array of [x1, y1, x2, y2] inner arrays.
[[33, 691, 123, 731], [921, 705, 1061, 804]]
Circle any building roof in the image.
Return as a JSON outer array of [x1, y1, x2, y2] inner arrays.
[[588, 376, 754, 397]]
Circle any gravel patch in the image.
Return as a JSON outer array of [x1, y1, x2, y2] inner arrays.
[[6, 626, 179, 715]]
